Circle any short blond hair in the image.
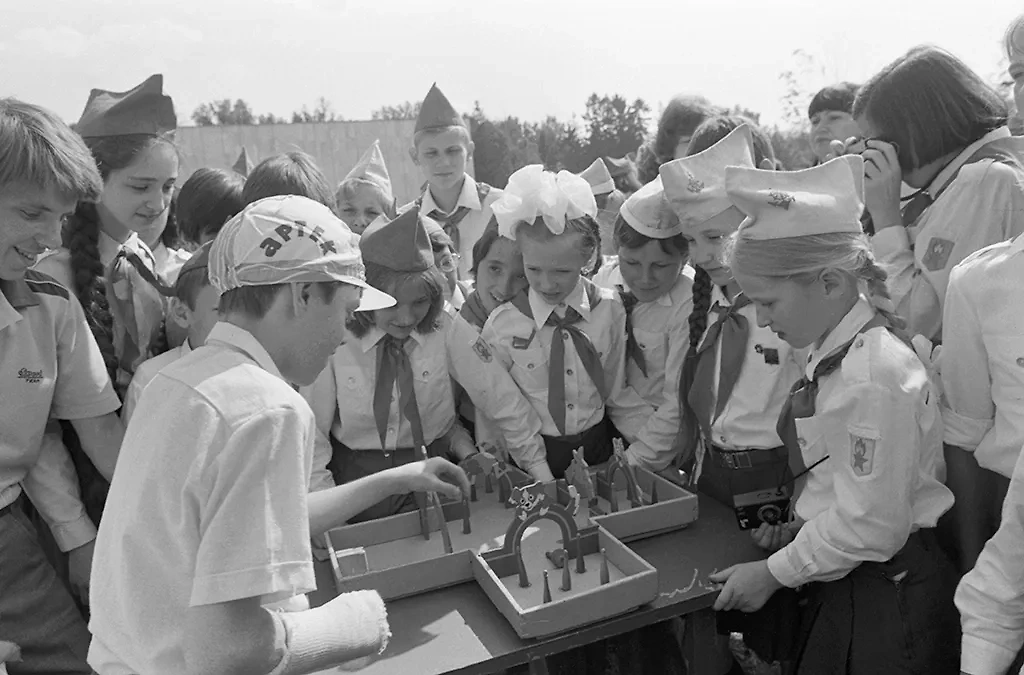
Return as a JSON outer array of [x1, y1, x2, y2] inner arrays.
[[726, 231, 906, 331], [0, 98, 102, 201]]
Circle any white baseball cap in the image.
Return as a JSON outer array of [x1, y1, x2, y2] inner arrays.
[[209, 195, 395, 311]]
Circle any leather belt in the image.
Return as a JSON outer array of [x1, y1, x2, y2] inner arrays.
[[709, 445, 786, 470]]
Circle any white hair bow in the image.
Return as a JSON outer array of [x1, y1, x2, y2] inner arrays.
[[492, 165, 597, 239]]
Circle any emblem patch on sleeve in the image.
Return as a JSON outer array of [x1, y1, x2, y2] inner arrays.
[[473, 337, 494, 363], [922, 237, 955, 272], [850, 435, 875, 476]]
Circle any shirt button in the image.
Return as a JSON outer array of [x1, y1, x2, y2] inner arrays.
[[388, 428, 396, 436], [798, 437, 806, 448], [567, 403, 575, 410], [639, 344, 646, 349], [719, 435, 726, 443], [527, 363, 535, 369], [1017, 357, 1024, 367], [567, 369, 574, 376], [562, 332, 569, 340], [422, 371, 429, 377], [854, 338, 864, 348]]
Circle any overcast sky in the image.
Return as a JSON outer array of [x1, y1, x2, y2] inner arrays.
[[2, 0, 1021, 131]]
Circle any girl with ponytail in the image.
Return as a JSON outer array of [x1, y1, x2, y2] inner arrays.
[[710, 154, 958, 674]]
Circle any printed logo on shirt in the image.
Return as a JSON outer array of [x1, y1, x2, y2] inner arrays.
[[17, 368, 43, 384], [921, 237, 954, 272], [850, 434, 875, 476], [259, 219, 337, 257], [686, 174, 705, 194], [472, 337, 494, 363], [768, 190, 795, 210]]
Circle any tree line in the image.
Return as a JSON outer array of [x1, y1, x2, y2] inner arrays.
[[190, 70, 834, 186]]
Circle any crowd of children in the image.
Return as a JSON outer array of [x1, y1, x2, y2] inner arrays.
[[7, 15, 1024, 675]]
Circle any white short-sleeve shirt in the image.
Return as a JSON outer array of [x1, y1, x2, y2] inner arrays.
[[88, 322, 317, 675]]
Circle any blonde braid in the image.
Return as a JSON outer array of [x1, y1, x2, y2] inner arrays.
[[858, 252, 908, 333]]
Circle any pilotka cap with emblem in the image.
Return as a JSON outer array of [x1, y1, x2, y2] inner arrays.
[[660, 124, 754, 228], [726, 154, 865, 240], [208, 195, 395, 311]]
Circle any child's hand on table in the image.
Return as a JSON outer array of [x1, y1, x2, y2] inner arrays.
[[391, 458, 470, 502], [709, 561, 783, 613]]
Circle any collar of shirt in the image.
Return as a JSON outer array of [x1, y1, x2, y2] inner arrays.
[[925, 126, 1011, 199], [710, 282, 741, 308], [98, 230, 128, 267], [528, 279, 590, 329], [419, 174, 481, 217], [358, 326, 426, 353], [204, 321, 286, 382], [651, 285, 675, 307], [0, 278, 38, 330], [180, 337, 194, 356], [805, 297, 876, 378]]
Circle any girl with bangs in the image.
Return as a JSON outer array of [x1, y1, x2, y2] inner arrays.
[[302, 210, 546, 521]]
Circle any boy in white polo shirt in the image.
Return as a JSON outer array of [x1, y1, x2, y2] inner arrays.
[[0, 98, 124, 674], [89, 195, 471, 675]]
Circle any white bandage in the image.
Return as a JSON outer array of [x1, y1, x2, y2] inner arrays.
[[267, 590, 390, 675]]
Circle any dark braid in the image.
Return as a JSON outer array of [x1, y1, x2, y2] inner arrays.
[[66, 201, 119, 388], [674, 265, 714, 472], [687, 266, 713, 354]]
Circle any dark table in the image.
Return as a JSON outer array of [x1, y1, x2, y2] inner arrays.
[[310, 493, 762, 674]]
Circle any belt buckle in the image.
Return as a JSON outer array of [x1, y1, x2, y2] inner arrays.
[[721, 451, 736, 469], [736, 451, 753, 469]]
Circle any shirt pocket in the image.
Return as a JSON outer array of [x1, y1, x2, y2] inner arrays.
[[793, 415, 829, 470], [337, 366, 372, 399], [985, 335, 1024, 404], [633, 327, 668, 377], [508, 346, 549, 394], [412, 353, 453, 424]]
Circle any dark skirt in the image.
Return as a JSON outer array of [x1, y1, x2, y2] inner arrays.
[[792, 529, 960, 675], [541, 417, 616, 479]]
